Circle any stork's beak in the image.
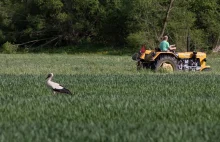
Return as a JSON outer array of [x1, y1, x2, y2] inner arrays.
[[46, 74, 50, 79]]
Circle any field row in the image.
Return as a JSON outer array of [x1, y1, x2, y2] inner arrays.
[[0, 54, 220, 141]]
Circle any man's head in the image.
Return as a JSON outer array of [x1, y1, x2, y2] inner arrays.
[[163, 35, 168, 41]]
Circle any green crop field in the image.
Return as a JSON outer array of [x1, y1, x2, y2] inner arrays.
[[0, 53, 220, 142]]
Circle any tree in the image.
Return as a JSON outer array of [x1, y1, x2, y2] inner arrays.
[[189, 0, 220, 51], [0, 0, 220, 51]]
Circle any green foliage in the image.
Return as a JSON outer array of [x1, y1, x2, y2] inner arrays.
[[0, 0, 220, 51], [126, 32, 148, 49], [189, 0, 220, 49], [166, 1, 196, 51], [1, 41, 18, 54], [0, 30, 5, 43], [125, 0, 161, 47]]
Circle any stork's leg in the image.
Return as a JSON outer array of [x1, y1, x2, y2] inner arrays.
[[51, 89, 56, 95]]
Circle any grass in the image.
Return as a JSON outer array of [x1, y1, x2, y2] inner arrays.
[[19, 45, 136, 55], [0, 53, 220, 141]]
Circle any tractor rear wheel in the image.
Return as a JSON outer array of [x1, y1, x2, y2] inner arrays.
[[154, 55, 178, 72], [137, 61, 151, 70], [137, 61, 143, 70]]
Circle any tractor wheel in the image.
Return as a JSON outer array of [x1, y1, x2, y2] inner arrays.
[[154, 55, 178, 72], [137, 61, 151, 70], [137, 61, 143, 70]]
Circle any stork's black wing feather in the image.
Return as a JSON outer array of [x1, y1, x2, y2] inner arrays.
[[53, 88, 72, 95]]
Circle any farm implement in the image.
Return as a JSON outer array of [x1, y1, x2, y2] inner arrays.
[[132, 46, 211, 72]]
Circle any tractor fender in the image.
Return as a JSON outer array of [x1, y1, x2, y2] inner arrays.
[[152, 52, 178, 61]]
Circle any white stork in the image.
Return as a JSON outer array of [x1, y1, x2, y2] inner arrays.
[[46, 73, 72, 95]]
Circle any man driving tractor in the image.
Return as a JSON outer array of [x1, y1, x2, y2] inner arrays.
[[159, 35, 176, 52]]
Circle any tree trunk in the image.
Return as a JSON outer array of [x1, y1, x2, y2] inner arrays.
[[158, 0, 175, 41], [213, 36, 220, 52]]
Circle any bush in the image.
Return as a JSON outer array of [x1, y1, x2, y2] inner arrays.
[[126, 32, 148, 50], [1, 41, 18, 54]]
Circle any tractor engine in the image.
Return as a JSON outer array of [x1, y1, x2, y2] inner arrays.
[[177, 52, 201, 71], [178, 59, 201, 71]]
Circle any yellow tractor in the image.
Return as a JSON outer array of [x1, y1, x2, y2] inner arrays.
[[132, 46, 211, 72]]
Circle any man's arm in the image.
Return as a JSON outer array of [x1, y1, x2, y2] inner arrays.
[[169, 44, 176, 50]]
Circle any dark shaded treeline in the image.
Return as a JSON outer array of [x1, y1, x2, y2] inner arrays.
[[0, 0, 220, 51]]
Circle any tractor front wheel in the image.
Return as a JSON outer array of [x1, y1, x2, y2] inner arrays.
[[202, 68, 212, 71]]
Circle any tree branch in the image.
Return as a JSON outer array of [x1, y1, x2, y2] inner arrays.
[[159, 0, 175, 41], [40, 37, 59, 47], [16, 38, 53, 46]]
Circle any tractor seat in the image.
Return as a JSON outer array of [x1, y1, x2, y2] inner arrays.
[[155, 47, 161, 52]]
